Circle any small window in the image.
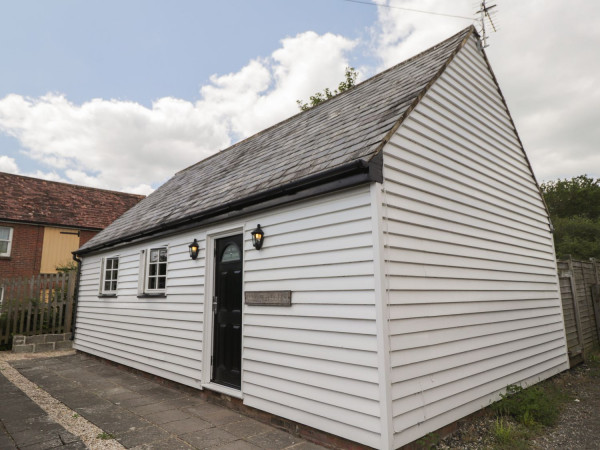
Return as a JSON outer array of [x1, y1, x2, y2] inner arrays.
[[221, 243, 241, 262], [0, 286, 4, 307], [0, 227, 13, 257], [146, 248, 168, 291], [101, 257, 119, 294]]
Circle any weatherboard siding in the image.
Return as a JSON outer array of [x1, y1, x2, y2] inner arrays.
[[75, 235, 206, 388], [381, 36, 569, 448], [75, 185, 383, 448], [241, 185, 383, 448]]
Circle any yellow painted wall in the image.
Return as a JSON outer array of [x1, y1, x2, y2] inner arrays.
[[40, 227, 79, 273]]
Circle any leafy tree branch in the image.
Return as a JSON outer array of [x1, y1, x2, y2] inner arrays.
[[297, 67, 358, 111]]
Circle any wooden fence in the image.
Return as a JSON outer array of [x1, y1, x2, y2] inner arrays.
[[558, 258, 600, 365], [0, 271, 76, 347]]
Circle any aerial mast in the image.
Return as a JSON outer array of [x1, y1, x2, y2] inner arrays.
[[477, 0, 497, 48]]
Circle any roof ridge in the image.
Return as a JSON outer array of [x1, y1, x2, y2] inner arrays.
[[0, 171, 145, 198], [178, 25, 475, 176]]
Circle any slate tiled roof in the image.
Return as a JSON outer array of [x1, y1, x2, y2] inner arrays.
[[0, 172, 144, 230], [79, 26, 474, 253]]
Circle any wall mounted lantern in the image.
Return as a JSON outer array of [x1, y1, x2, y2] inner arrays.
[[250, 224, 264, 250], [188, 239, 200, 260]]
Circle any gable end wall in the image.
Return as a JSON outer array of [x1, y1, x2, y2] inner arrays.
[[380, 35, 569, 448]]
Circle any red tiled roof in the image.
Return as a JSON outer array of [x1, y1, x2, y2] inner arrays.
[[0, 172, 145, 230]]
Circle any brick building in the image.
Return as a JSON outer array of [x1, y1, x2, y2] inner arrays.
[[0, 172, 144, 281]]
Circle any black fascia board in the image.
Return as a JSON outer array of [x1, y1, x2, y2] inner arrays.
[[74, 156, 382, 256]]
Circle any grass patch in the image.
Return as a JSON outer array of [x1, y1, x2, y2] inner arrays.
[[486, 379, 572, 449], [492, 416, 531, 450], [415, 431, 439, 448], [492, 383, 568, 428], [96, 432, 115, 440], [586, 349, 600, 378]]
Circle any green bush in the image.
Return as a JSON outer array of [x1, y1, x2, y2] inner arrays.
[[493, 384, 567, 428], [552, 215, 600, 259]]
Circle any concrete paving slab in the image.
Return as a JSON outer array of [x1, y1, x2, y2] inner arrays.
[[285, 442, 327, 450], [129, 436, 193, 449], [129, 399, 183, 416], [159, 416, 212, 436], [183, 402, 232, 418], [8, 353, 327, 450], [0, 370, 85, 449], [0, 431, 16, 450], [180, 427, 238, 448], [246, 428, 305, 449], [208, 440, 263, 450], [196, 409, 247, 426], [142, 408, 192, 425], [116, 425, 171, 448], [220, 418, 273, 439]]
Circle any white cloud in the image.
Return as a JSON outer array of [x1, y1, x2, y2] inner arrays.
[[373, 0, 473, 69], [0, 155, 18, 173], [483, 0, 600, 181], [0, 31, 356, 193], [0, 93, 231, 193], [199, 31, 357, 139], [372, 0, 600, 182]]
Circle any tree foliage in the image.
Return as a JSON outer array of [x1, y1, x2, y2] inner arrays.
[[540, 175, 600, 260], [296, 67, 358, 111]]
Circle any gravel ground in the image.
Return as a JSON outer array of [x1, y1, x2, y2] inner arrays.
[[435, 357, 600, 450], [531, 361, 600, 450], [0, 350, 124, 449]]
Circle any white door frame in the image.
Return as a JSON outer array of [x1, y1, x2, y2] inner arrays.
[[201, 224, 245, 399]]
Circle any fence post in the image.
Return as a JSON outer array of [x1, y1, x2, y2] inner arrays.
[[64, 270, 76, 335], [590, 259, 600, 344], [567, 256, 586, 360]]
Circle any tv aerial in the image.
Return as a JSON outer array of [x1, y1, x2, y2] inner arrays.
[[476, 0, 497, 48]]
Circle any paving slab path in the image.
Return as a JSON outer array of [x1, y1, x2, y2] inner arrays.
[[7, 353, 325, 450], [0, 368, 85, 449]]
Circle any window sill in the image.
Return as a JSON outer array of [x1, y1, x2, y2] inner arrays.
[[0, 256, 11, 260], [137, 293, 166, 299], [98, 294, 117, 298]]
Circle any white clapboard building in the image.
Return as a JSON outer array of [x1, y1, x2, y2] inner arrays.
[[74, 27, 569, 449]]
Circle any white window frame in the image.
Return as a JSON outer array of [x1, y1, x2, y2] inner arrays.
[[0, 226, 13, 257], [145, 247, 168, 293], [100, 256, 119, 295], [0, 286, 4, 307]]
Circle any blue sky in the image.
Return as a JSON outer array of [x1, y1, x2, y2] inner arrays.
[[0, 1, 378, 104], [1, 1, 598, 193]]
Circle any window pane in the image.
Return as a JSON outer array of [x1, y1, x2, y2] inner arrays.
[[113, 259, 118, 269], [0, 242, 7, 254], [0, 228, 9, 240], [106, 259, 113, 269], [221, 244, 241, 262], [158, 264, 166, 275], [104, 281, 111, 291], [159, 249, 167, 262], [110, 281, 117, 291], [158, 277, 166, 289], [148, 277, 156, 290], [149, 264, 157, 276], [150, 250, 159, 263]]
